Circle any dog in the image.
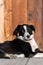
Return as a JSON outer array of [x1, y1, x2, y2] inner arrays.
[[10, 24, 43, 58], [0, 24, 43, 58]]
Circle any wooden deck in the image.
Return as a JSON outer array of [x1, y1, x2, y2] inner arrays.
[[0, 58, 43, 65]]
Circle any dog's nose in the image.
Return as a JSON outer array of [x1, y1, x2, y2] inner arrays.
[[27, 35, 30, 38]]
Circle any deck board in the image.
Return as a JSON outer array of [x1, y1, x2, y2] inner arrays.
[[27, 58, 43, 65], [8, 58, 29, 65], [0, 58, 43, 65]]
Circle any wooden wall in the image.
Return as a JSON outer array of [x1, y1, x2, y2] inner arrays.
[[12, 0, 27, 31], [0, 0, 6, 43], [4, 0, 43, 49], [4, 0, 13, 40], [27, 0, 43, 49]]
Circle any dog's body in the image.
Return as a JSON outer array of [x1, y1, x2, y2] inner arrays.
[[11, 24, 43, 58], [10, 38, 37, 57], [0, 24, 43, 58]]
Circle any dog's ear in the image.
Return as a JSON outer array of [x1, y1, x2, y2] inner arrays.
[[13, 25, 22, 36], [30, 25, 35, 32]]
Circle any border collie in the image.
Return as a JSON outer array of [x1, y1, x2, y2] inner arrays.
[[10, 24, 43, 58], [0, 24, 43, 58]]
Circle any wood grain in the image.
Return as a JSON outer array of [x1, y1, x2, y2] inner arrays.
[[27, 0, 43, 50], [0, 0, 6, 43], [12, 0, 27, 31], [4, 0, 13, 40]]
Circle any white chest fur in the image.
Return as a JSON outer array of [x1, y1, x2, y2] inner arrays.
[[27, 38, 39, 52]]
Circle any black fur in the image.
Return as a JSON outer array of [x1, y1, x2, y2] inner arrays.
[[10, 38, 36, 57], [0, 40, 36, 58], [0, 43, 10, 58]]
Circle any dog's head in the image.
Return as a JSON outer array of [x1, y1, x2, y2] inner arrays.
[[13, 24, 35, 41]]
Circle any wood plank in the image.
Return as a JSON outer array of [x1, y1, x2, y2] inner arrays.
[[0, 59, 10, 65], [7, 58, 29, 65], [0, 58, 43, 65], [0, 0, 6, 43], [4, 0, 13, 40], [27, 58, 43, 65], [12, 0, 27, 32], [27, 0, 43, 50]]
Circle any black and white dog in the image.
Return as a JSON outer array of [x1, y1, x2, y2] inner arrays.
[[0, 24, 43, 58], [10, 24, 43, 58]]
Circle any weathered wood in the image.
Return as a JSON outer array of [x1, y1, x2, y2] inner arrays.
[[27, 58, 43, 65], [12, 0, 27, 32], [0, 59, 10, 65], [4, 0, 13, 40], [0, 0, 6, 43], [27, 0, 43, 50], [8, 58, 29, 65], [0, 58, 43, 65]]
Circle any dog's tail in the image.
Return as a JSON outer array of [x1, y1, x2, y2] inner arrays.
[[35, 48, 43, 53]]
